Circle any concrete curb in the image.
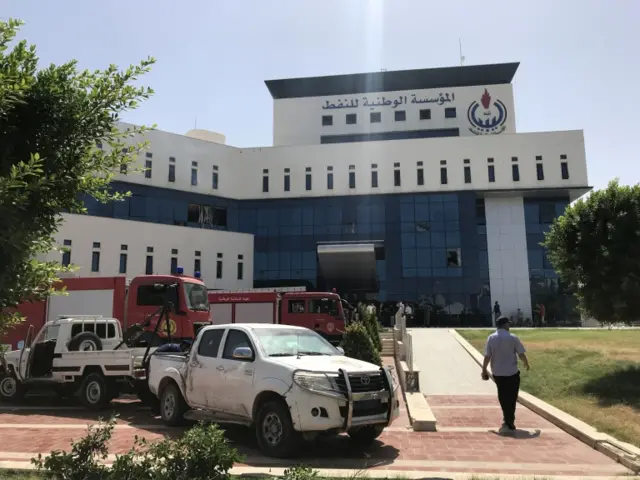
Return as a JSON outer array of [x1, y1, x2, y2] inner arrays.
[[449, 328, 640, 474], [393, 355, 437, 432]]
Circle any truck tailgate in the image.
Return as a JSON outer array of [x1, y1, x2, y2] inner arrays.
[[148, 352, 188, 396]]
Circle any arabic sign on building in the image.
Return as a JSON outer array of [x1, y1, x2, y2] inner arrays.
[[322, 92, 455, 110]]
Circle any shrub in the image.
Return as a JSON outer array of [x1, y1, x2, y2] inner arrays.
[[32, 416, 242, 480], [341, 321, 382, 366], [363, 310, 382, 351], [283, 465, 319, 480]]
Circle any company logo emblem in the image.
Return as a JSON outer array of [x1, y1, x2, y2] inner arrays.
[[360, 375, 371, 385], [467, 88, 507, 135]]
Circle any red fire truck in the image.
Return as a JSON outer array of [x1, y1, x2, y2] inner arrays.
[[1, 271, 210, 351], [207, 287, 348, 345]]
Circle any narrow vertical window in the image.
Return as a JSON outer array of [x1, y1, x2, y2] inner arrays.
[[170, 257, 178, 274], [284, 168, 290, 192], [464, 166, 472, 184], [144, 160, 152, 179], [371, 164, 378, 188], [194, 258, 201, 275], [348, 165, 356, 189], [168, 164, 176, 182], [512, 164, 520, 182], [91, 251, 100, 272], [488, 165, 496, 183], [561, 161, 569, 180], [216, 253, 223, 279], [212, 165, 219, 189], [145, 255, 153, 275], [417, 161, 424, 186], [305, 167, 312, 191], [119, 253, 127, 274], [393, 162, 401, 187], [536, 163, 544, 180], [262, 169, 269, 193], [440, 167, 448, 185], [62, 239, 72, 266], [191, 161, 198, 186], [327, 166, 334, 190], [237, 254, 244, 280]]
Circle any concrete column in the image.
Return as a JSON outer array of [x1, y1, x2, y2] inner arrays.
[[484, 195, 532, 321]]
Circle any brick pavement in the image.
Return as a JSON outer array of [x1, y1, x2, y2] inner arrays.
[[0, 359, 633, 477]]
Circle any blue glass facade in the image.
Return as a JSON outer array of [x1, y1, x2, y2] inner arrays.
[[83, 182, 576, 325], [524, 197, 579, 325]]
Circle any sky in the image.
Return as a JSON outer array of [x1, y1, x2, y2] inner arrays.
[[2, 0, 639, 191]]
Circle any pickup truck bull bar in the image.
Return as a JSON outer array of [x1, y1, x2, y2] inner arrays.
[[338, 366, 396, 432]]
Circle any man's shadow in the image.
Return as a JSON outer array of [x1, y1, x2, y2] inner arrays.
[[489, 428, 541, 439]]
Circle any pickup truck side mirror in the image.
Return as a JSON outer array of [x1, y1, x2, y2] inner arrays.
[[336, 346, 345, 355], [232, 346, 253, 360]]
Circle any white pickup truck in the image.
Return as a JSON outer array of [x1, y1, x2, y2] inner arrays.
[[148, 323, 400, 457], [0, 316, 150, 409]]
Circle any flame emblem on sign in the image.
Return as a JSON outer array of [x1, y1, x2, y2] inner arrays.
[[467, 88, 508, 135]]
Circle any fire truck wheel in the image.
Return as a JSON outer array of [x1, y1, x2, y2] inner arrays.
[[255, 399, 300, 458], [0, 374, 24, 403], [347, 425, 385, 446], [79, 373, 110, 410], [68, 332, 103, 352], [159, 382, 187, 426]]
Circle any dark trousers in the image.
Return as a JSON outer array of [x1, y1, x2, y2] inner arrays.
[[493, 372, 520, 426]]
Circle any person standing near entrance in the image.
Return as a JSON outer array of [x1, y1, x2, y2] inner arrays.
[[493, 301, 501, 324], [481, 316, 530, 433]]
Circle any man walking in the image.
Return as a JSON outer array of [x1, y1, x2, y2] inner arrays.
[[481, 316, 530, 433]]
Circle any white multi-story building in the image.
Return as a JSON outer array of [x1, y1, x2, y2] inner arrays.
[[49, 62, 590, 324]]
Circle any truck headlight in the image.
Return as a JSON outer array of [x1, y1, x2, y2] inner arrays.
[[293, 371, 344, 398]]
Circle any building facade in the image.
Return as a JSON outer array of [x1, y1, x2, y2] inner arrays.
[[48, 62, 590, 325]]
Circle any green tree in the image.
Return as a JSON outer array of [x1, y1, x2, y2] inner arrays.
[[543, 180, 640, 323], [0, 19, 155, 340], [341, 321, 382, 366]]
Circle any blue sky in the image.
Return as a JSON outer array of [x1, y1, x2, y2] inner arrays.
[[3, 0, 639, 190]]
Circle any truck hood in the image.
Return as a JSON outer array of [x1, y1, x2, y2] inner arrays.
[[270, 354, 383, 373]]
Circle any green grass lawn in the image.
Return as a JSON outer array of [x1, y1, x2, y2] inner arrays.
[[458, 329, 640, 448]]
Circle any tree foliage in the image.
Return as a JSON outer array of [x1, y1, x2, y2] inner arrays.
[[358, 304, 382, 351], [341, 321, 382, 366], [543, 180, 640, 323], [0, 19, 155, 339]]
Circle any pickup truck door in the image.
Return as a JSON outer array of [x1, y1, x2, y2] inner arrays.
[[187, 328, 225, 408], [214, 328, 256, 417]]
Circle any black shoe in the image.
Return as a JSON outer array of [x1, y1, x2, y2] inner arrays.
[[508, 424, 516, 431]]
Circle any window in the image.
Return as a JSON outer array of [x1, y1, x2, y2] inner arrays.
[[393, 165, 401, 187], [536, 163, 544, 181], [417, 161, 424, 186], [222, 329, 254, 360], [197, 329, 224, 357], [419, 109, 431, 120], [394, 110, 406, 122], [540, 203, 556, 224], [561, 162, 570, 180], [440, 167, 448, 185], [91, 251, 100, 272], [346, 113, 356, 125], [216, 254, 223, 279], [447, 248, 462, 267], [487, 157, 494, 163], [147, 246, 154, 253], [187, 204, 227, 228], [371, 170, 378, 188], [168, 164, 176, 182], [309, 298, 338, 316], [62, 239, 71, 266], [146, 152, 153, 159], [212, 165, 219, 189], [288, 299, 306, 313], [488, 165, 495, 183], [191, 166, 198, 186], [119, 253, 127, 274], [464, 166, 472, 184], [137, 284, 178, 307], [322, 115, 333, 126], [284, 168, 290, 192], [194, 258, 201, 274], [93, 242, 100, 249], [144, 160, 152, 179], [64, 239, 72, 246], [195, 250, 201, 257], [445, 107, 457, 118], [262, 169, 269, 193], [237, 260, 244, 280], [327, 167, 334, 190], [145, 255, 153, 274], [170, 257, 178, 274], [349, 165, 356, 189], [71, 323, 116, 339], [305, 167, 312, 191], [536, 155, 542, 161], [512, 156, 518, 162], [512, 164, 520, 182], [370, 112, 381, 123], [171, 248, 178, 255]]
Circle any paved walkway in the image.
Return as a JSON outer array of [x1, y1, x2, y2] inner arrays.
[[408, 328, 494, 395]]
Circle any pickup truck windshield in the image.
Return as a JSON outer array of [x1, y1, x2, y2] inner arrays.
[[183, 283, 209, 311], [254, 328, 340, 357]]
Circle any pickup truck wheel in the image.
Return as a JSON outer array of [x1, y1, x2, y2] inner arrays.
[[348, 425, 385, 446], [0, 375, 24, 403], [255, 400, 299, 458], [159, 383, 187, 426], [79, 373, 110, 410]]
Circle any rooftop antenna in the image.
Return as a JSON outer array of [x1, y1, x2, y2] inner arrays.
[[459, 38, 465, 66]]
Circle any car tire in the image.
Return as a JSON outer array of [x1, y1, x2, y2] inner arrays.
[[348, 425, 385, 446], [159, 383, 187, 426], [0, 374, 25, 403], [79, 373, 111, 410], [68, 332, 103, 352], [255, 399, 300, 458]]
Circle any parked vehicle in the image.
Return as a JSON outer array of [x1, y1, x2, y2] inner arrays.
[[0, 316, 149, 409], [148, 323, 399, 458], [208, 287, 347, 345], [3, 269, 211, 350]]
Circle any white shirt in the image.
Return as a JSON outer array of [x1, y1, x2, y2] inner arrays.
[[484, 329, 526, 377]]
